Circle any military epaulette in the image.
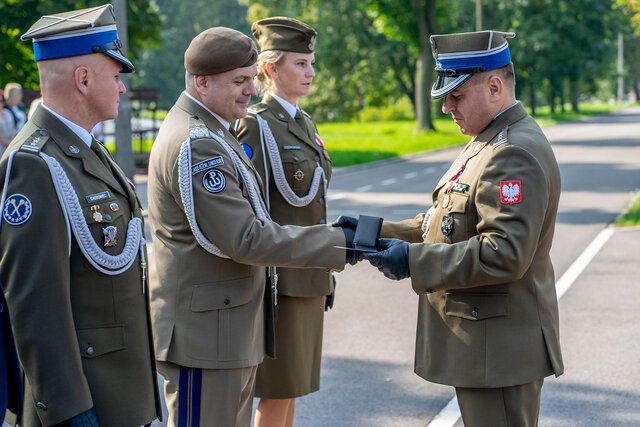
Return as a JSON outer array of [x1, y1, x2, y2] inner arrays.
[[19, 129, 49, 154], [188, 116, 211, 140], [493, 126, 509, 149], [248, 103, 268, 116]]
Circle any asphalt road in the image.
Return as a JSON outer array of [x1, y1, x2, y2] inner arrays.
[[144, 106, 640, 426]]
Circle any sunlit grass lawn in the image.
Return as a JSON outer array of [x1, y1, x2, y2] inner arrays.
[[319, 118, 468, 167], [615, 191, 640, 227]]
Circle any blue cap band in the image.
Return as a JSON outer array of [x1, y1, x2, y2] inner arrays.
[[33, 29, 119, 61], [435, 42, 511, 72]]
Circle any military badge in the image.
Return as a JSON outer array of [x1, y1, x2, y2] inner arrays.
[[69, 145, 80, 154], [91, 205, 103, 222], [3, 194, 32, 226], [202, 168, 226, 193], [103, 225, 117, 247], [85, 191, 110, 203], [294, 169, 305, 182], [241, 144, 253, 159], [217, 128, 224, 137], [441, 215, 454, 236], [191, 156, 224, 175], [500, 180, 522, 204], [109, 203, 119, 211]]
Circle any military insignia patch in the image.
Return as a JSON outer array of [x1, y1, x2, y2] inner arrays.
[[3, 194, 32, 226], [240, 144, 253, 159], [500, 180, 522, 204], [202, 169, 226, 193], [85, 191, 111, 203], [192, 156, 224, 175]]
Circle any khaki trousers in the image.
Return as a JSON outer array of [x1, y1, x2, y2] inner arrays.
[[455, 378, 544, 427], [158, 361, 257, 427]]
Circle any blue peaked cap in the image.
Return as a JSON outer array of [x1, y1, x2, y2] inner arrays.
[[430, 30, 515, 98], [21, 4, 134, 73]]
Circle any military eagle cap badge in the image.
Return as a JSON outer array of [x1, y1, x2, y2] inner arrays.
[[500, 180, 522, 204]]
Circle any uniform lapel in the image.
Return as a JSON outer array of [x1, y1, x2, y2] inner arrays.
[[263, 94, 324, 158], [32, 107, 127, 198]]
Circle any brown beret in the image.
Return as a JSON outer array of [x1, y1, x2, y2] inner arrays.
[[185, 27, 258, 75], [252, 17, 317, 53]]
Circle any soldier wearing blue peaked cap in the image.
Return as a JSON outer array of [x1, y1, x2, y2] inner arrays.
[[362, 29, 564, 427], [0, 4, 162, 426]]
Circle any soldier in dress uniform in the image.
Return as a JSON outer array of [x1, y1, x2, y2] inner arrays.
[[0, 4, 162, 427], [234, 17, 332, 427], [148, 27, 356, 427], [362, 31, 564, 426]]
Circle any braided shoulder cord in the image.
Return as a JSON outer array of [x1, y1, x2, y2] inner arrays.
[[178, 129, 271, 259], [256, 115, 326, 207], [39, 152, 143, 275]]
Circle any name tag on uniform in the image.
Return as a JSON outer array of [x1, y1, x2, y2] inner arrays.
[[85, 191, 111, 203], [192, 156, 224, 175], [283, 145, 300, 150]]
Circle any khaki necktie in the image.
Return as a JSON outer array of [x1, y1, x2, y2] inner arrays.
[[91, 139, 111, 170], [294, 109, 308, 135]]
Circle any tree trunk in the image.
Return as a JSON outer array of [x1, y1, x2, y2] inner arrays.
[[560, 80, 566, 113], [412, 0, 435, 131], [634, 79, 640, 102], [571, 79, 580, 113]]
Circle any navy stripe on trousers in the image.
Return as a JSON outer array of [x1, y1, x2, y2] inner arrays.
[[178, 366, 202, 427]]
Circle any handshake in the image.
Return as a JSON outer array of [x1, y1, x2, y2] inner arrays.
[[332, 215, 410, 281]]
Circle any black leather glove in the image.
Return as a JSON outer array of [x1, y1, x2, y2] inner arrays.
[[332, 215, 362, 265], [325, 273, 337, 311], [53, 408, 99, 427], [363, 238, 410, 280]]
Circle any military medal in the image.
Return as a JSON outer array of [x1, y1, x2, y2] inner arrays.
[[91, 205, 103, 222], [103, 225, 117, 247], [109, 203, 119, 211], [441, 215, 454, 236], [294, 169, 305, 182], [442, 194, 450, 209]]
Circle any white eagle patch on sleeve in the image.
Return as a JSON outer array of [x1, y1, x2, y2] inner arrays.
[[500, 180, 522, 204]]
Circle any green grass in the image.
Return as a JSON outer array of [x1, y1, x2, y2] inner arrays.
[[615, 191, 640, 227], [319, 118, 468, 167], [526, 102, 629, 128]]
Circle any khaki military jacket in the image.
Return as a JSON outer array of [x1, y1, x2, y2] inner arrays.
[[381, 103, 564, 388], [0, 106, 161, 426], [236, 94, 333, 297], [148, 93, 345, 369]]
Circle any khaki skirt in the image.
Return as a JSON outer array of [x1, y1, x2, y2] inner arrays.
[[255, 295, 325, 398]]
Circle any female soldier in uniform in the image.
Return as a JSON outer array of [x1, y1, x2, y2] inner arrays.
[[236, 17, 333, 427]]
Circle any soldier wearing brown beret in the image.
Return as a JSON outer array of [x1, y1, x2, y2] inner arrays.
[[362, 31, 564, 426], [148, 26, 357, 427], [235, 17, 331, 427]]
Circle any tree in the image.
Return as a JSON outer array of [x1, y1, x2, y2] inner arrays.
[[0, 0, 161, 89], [132, 0, 250, 107]]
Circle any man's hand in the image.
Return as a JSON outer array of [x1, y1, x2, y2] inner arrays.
[[363, 238, 410, 280], [332, 216, 362, 265]]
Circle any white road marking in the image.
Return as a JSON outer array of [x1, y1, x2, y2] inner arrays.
[[426, 226, 615, 427], [355, 185, 373, 192], [404, 172, 418, 179], [382, 178, 398, 186], [329, 193, 346, 200], [425, 167, 437, 174]]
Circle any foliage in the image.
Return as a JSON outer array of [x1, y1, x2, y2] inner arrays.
[[131, 0, 250, 107], [0, 0, 161, 89], [358, 97, 415, 122], [615, 190, 640, 226]]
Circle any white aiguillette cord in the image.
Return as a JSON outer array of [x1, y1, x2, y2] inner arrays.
[[0, 148, 145, 279], [256, 114, 326, 207], [178, 126, 271, 259]]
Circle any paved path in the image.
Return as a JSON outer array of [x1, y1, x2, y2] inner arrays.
[[141, 107, 640, 426]]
